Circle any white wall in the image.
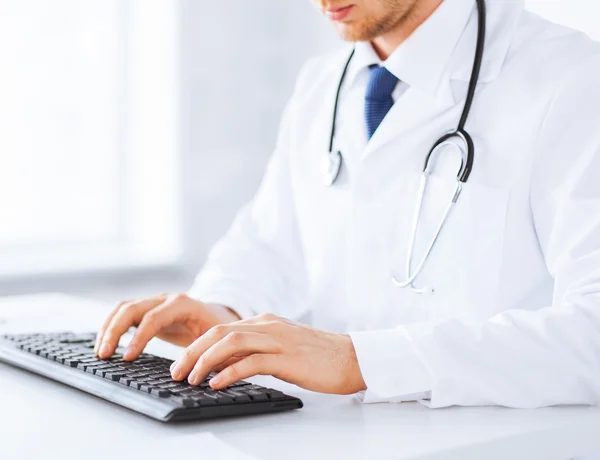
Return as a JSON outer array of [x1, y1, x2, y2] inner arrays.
[[179, 1, 340, 270]]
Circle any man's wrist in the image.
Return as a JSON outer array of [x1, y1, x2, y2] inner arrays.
[[205, 303, 242, 323], [341, 333, 368, 393]]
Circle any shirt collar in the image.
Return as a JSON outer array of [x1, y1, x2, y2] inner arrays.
[[344, 0, 524, 97]]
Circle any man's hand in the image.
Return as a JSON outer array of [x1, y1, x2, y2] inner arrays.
[[95, 293, 240, 360], [169, 313, 368, 395]]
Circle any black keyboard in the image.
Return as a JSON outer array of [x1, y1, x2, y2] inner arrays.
[[0, 332, 303, 422]]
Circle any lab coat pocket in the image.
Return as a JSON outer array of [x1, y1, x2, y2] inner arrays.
[[392, 172, 509, 321]]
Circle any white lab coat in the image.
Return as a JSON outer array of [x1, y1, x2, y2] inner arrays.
[[189, 0, 600, 408]]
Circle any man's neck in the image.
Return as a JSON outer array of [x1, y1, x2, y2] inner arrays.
[[371, 0, 443, 60]]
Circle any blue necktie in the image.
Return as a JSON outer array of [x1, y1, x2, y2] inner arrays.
[[365, 65, 399, 140]]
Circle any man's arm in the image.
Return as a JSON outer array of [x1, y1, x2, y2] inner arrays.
[[349, 53, 600, 408], [95, 60, 317, 359], [188, 88, 308, 323]]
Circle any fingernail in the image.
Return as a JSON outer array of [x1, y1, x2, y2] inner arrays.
[[124, 346, 134, 360], [171, 365, 181, 380], [99, 343, 110, 358], [210, 375, 221, 387]]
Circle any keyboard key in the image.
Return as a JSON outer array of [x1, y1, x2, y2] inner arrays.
[[139, 385, 152, 393], [244, 389, 269, 401], [120, 362, 137, 370], [244, 384, 264, 391], [266, 390, 286, 400], [148, 373, 169, 380], [137, 371, 155, 377], [124, 373, 145, 379], [219, 389, 251, 403], [105, 373, 125, 382], [63, 358, 81, 367], [181, 398, 197, 407], [192, 395, 218, 406], [158, 383, 180, 389], [148, 370, 168, 376], [179, 390, 198, 397], [169, 387, 191, 395], [150, 388, 171, 398], [228, 381, 250, 388], [203, 390, 234, 404], [186, 387, 206, 394]]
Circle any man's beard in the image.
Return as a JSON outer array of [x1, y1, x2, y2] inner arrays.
[[335, 1, 418, 42]]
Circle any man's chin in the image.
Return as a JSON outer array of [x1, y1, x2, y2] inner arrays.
[[334, 24, 369, 42], [333, 21, 379, 42]]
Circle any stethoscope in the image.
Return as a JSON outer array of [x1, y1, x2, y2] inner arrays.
[[322, 0, 486, 294]]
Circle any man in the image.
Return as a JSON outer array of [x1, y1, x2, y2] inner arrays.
[[96, 0, 600, 408]]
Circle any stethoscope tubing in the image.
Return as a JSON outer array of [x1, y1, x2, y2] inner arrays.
[[326, 0, 487, 291]]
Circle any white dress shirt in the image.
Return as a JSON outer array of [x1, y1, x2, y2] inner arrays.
[[189, 0, 600, 408]]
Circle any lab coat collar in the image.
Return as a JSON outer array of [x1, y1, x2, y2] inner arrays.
[[344, 0, 524, 99], [449, 0, 525, 84], [344, 0, 525, 158], [345, 0, 476, 97]]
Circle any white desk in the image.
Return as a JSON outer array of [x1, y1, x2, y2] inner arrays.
[[1, 293, 600, 460]]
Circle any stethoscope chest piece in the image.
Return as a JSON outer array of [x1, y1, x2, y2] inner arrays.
[[321, 150, 342, 187]]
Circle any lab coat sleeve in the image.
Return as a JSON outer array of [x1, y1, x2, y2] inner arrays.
[[187, 71, 309, 322], [350, 53, 600, 408]]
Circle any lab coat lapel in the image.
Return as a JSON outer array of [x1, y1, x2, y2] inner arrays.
[[362, 0, 524, 159], [363, 82, 456, 158]]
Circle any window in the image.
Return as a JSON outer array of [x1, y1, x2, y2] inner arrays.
[[0, 0, 181, 277]]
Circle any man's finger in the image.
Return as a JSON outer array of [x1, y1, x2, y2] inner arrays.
[[95, 300, 130, 353], [97, 298, 163, 359], [170, 323, 276, 381], [213, 356, 243, 373], [209, 354, 278, 390], [187, 332, 280, 385], [124, 298, 188, 360]]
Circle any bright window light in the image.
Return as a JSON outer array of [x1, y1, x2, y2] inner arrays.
[[0, 0, 182, 277]]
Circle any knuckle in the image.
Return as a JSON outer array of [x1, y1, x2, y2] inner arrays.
[[249, 354, 264, 367], [119, 301, 137, 314], [257, 312, 277, 321], [262, 320, 283, 333], [211, 324, 228, 339], [194, 355, 207, 370], [228, 364, 241, 380], [143, 311, 159, 327], [183, 346, 195, 360], [226, 331, 245, 345], [172, 293, 188, 303]]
